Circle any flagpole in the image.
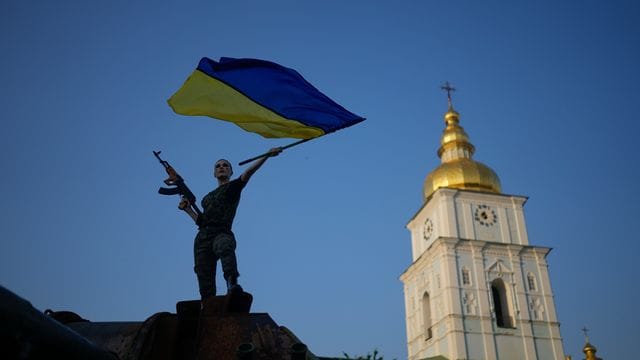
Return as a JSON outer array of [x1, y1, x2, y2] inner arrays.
[[238, 137, 314, 166]]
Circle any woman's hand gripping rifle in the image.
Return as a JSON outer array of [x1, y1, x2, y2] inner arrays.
[[153, 150, 202, 224]]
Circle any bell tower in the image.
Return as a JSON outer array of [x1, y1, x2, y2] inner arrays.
[[400, 85, 566, 360]]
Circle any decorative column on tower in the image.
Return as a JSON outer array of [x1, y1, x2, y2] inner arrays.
[[400, 84, 566, 360]]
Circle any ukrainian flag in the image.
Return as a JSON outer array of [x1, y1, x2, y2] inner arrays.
[[168, 57, 365, 139]]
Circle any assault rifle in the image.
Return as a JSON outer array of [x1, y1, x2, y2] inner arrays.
[[153, 150, 202, 217]]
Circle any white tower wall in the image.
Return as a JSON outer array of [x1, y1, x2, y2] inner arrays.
[[400, 189, 565, 360]]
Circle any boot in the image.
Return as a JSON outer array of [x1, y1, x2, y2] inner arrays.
[[226, 276, 243, 294]]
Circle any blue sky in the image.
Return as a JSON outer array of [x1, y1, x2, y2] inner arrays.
[[1, 1, 639, 358]]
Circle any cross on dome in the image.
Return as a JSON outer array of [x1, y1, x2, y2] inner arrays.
[[581, 326, 590, 342], [440, 81, 456, 109]]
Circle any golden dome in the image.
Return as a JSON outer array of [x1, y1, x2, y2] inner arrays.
[[583, 342, 597, 353], [580, 327, 601, 360], [423, 103, 501, 200], [583, 342, 599, 360], [424, 158, 502, 198]]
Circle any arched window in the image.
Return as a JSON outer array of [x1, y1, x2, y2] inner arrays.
[[527, 273, 537, 291], [491, 278, 514, 328], [422, 292, 433, 339]]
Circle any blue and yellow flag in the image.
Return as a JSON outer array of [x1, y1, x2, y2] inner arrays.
[[167, 57, 365, 139]]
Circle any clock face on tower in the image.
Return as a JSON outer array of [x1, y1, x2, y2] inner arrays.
[[474, 204, 497, 226], [423, 218, 434, 241]]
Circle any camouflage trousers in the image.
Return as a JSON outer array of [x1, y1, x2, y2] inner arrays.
[[193, 229, 239, 299]]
